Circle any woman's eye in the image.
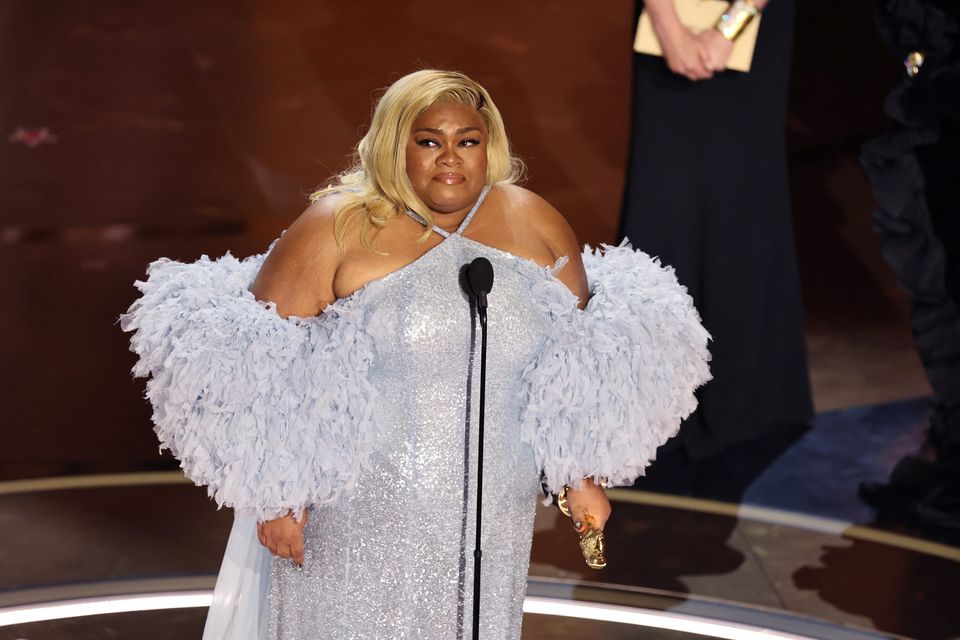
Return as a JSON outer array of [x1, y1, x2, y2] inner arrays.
[[459, 138, 481, 147], [416, 139, 439, 147]]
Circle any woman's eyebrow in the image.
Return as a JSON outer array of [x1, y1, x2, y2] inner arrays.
[[413, 127, 482, 135]]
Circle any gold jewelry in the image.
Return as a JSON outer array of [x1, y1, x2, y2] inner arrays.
[[716, 0, 758, 41], [556, 485, 608, 570], [904, 51, 924, 78], [557, 484, 572, 517]]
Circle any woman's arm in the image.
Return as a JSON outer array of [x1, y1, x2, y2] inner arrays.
[[520, 192, 612, 529], [250, 197, 342, 318], [540, 210, 612, 527], [249, 198, 343, 564]]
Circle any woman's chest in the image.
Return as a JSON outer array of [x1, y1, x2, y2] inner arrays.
[[359, 244, 548, 382]]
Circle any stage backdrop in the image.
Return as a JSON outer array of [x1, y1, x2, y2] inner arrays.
[[0, 1, 907, 475], [0, 2, 636, 472]]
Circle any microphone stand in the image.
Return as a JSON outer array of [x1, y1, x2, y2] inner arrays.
[[472, 289, 488, 640], [461, 257, 493, 640]]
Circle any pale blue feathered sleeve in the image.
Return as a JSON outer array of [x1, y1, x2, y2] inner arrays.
[[120, 251, 377, 522], [520, 241, 711, 494]]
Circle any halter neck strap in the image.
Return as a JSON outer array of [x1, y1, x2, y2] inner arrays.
[[405, 184, 491, 238]]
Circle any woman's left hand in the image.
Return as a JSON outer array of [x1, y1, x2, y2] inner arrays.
[[564, 478, 612, 532], [697, 29, 735, 73]]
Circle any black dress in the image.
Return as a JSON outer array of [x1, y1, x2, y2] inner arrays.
[[619, 0, 812, 460]]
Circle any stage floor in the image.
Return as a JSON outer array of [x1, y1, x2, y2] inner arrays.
[[1, 398, 956, 640]]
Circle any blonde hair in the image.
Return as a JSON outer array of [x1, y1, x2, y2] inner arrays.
[[312, 69, 525, 249]]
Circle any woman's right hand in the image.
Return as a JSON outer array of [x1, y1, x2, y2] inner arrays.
[[659, 24, 714, 81], [257, 511, 308, 566], [644, 0, 712, 80], [697, 27, 735, 73]]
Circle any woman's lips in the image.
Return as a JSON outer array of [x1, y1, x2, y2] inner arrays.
[[434, 172, 466, 184]]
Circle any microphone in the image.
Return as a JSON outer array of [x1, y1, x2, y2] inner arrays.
[[464, 257, 494, 326]]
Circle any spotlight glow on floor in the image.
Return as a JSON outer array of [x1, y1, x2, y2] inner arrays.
[[0, 591, 828, 639], [0, 592, 212, 627], [524, 596, 818, 640]]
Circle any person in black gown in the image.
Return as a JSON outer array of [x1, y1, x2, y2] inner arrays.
[[859, 0, 960, 533], [620, 0, 812, 486]]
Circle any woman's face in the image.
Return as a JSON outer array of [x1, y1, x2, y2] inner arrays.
[[405, 102, 488, 216]]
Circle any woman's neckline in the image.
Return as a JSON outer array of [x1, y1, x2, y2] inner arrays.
[[403, 184, 491, 239]]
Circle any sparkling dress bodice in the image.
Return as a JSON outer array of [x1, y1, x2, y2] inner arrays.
[[267, 186, 549, 639]]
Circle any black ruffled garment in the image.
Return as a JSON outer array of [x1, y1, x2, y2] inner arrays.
[[861, 0, 960, 437], [859, 0, 960, 529]]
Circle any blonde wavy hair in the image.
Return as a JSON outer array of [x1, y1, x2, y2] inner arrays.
[[311, 69, 525, 249]]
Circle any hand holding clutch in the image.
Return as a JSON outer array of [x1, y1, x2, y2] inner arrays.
[[697, 28, 736, 73], [557, 486, 608, 569]]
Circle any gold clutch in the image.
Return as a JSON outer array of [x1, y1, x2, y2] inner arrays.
[[633, 0, 761, 72]]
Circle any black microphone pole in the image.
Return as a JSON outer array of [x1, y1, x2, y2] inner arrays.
[[463, 257, 493, 640]]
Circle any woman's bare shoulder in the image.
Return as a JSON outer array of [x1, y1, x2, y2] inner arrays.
[[286, 192, 342, 245], [496, 184, 579, 259], [496, 183, 555, 217], [495, 184, 589, 306], [250, 193, 344, 317]]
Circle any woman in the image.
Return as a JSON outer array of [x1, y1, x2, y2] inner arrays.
[[621, 0, 812, 466], [123, 69, 710, 640]]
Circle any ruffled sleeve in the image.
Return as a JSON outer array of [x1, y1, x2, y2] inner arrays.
[[519, 240, 711, 493], [120, 251, 377, 521]]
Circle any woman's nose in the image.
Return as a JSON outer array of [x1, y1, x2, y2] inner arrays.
[[437, 146, 462, 166]]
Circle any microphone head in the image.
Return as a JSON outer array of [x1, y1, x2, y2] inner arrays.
[[467, 257, 494, 296]]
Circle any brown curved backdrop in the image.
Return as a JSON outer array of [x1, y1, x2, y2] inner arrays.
[[0, 1, 923, 476]]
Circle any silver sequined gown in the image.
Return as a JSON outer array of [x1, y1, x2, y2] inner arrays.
[[268, 190, 543, 640], [123, 185, 712, 640]]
